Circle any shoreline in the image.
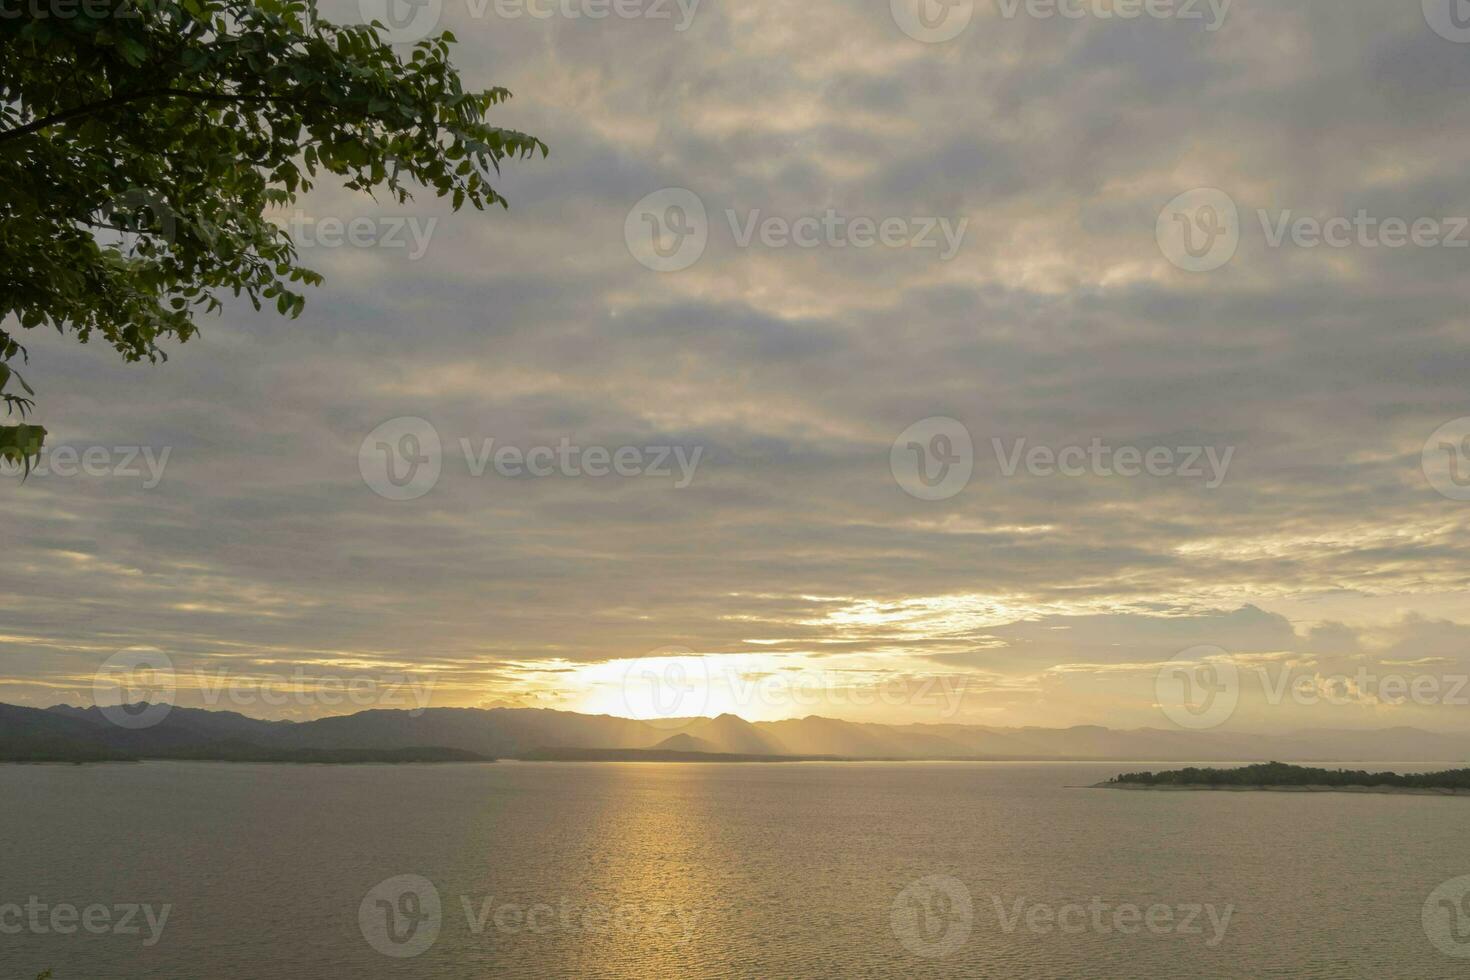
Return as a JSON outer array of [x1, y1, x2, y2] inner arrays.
[[1094, 782, 1470, 797]]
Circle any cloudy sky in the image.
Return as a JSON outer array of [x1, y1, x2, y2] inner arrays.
[[4, 0, 1470, 732]]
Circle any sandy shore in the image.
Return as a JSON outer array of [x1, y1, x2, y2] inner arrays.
[[1094, 782, 1470, 796]]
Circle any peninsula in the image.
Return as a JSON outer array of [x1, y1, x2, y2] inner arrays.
[[1099, 762, 1470, 796]]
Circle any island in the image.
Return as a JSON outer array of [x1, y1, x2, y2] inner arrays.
[[1097, 761, 1470, 795]]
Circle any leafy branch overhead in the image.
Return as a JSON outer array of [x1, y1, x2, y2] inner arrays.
[[0, 0, 546, 461]]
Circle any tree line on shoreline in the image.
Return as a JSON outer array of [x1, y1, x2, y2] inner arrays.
[[1110, 761, 1470, 789]]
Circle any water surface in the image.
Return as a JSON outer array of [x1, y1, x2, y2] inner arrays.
[[3, 761, 1467, 978]]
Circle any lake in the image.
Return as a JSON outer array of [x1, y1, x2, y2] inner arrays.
[[4, 761, 1469, 978]]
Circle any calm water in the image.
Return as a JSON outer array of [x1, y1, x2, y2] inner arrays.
[[4, 761, 1470, 978]]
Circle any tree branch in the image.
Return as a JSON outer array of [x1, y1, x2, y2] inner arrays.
[[0, 88, 294, 146]]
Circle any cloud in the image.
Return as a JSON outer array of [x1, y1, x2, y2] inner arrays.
[[4, 0, 1469, 729]]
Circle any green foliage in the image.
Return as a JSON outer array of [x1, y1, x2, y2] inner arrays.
[[1111, 761, 1470, 790], [0, 420, 47, 476], [0, 0, 546, 464]]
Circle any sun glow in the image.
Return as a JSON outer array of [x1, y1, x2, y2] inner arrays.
[[558, 648, 981, 726], [568, 652, 755, 722]]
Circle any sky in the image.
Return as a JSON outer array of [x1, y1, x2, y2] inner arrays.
[[4, 0, 1470, 733]]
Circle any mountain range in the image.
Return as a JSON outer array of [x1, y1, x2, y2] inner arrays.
[[5, 701, 1470, 763]]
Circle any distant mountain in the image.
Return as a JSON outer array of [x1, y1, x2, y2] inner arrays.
[[0, 703, 489, 763], [4, 702, 1470, 763], [519, 746, 839, 763], [652, 733, 721, 753], [45, 703, 293, 756], [0, 704, 136, 761], [278, 706, 656, 756], [672, 714, 789, 755]]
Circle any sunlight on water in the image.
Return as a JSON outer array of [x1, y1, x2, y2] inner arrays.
[[4, 761, 1470, 978]]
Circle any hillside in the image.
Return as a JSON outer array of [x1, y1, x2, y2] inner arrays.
[[5, 702, 1470, 763]]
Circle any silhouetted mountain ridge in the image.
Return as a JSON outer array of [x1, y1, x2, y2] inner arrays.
[[4, 702, 1470, 763]]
